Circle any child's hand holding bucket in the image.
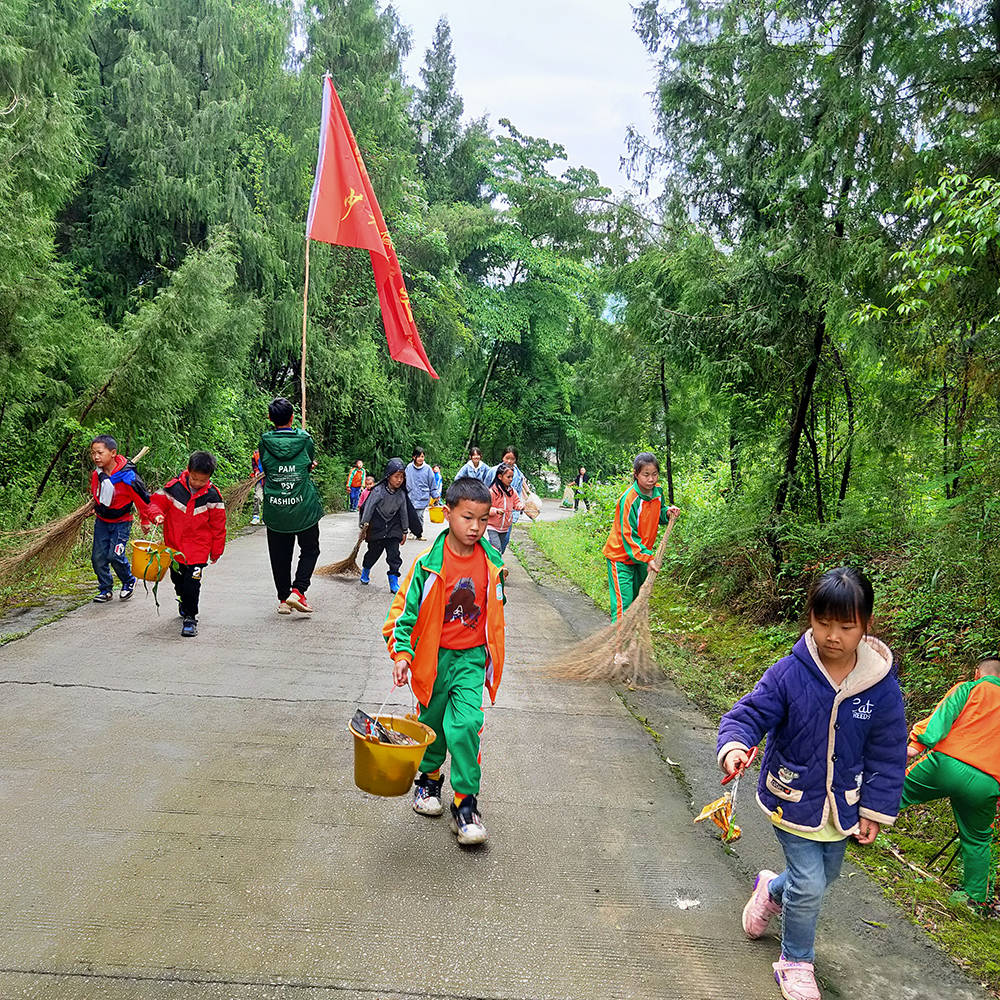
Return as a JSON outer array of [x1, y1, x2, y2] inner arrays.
[[392, 657, 411, 687]]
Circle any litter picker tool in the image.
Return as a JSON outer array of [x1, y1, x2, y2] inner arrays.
[[695, 745, 758, 843]]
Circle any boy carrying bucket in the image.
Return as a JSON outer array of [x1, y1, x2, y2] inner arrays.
[[383, 476, 506, 845], [144, 451, 226, 638]]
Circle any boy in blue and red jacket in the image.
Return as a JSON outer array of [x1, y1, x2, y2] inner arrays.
[[145, 451, 226, 638], [89, 434, 153, 603]]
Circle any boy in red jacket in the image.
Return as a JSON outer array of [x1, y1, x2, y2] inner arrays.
[[145, 451, 226, 638], [90, 435, 153, 603]]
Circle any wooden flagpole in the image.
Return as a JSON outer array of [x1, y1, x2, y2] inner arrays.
[[300, 237, 311, 428]]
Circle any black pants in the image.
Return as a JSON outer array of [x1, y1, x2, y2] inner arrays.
[[574, 495, 589, 511], [266, 523, 321, 601], [362, 537, 402, 575], [171, 563, 206, 618]]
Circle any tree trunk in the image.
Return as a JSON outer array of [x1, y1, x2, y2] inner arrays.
[[804, 399, 824, 523], [659, 356, 675, 505], [729, 432, 740, 495], [942, 366, 951, 500], [464, 341, 500, 456], [774, 312, 825, 520], [830, 343, 854, 515]]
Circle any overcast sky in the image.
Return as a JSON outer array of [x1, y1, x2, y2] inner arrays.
[[393, 1, 660, 193]]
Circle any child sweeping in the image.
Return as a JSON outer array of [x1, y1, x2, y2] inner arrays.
[[89, 435, 154, 603], [718, 567, 907, 1000], [901, 656, 1000, 914], [359, 458, 410, 593], [383, 476, 506, 846], [602, 453, 679, 621]]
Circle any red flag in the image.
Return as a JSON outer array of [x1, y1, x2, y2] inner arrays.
[[307, 75, 438, 378]]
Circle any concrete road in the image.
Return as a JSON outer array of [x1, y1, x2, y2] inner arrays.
[[0, 510, 985, 999]]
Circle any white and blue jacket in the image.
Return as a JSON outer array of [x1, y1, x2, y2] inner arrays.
[[454, 460, 491, 484], [717, 632, 907, 835]]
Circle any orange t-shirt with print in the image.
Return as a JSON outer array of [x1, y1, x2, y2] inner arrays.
[[439, 542, 489, 650]]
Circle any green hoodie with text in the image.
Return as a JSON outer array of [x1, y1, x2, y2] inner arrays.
[[258, 428, 325, 533]]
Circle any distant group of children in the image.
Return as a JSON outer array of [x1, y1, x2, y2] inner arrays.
[[89, 396, 323, 636]]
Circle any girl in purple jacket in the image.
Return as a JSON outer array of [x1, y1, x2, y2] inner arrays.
[[717, 567, 906, 1000]]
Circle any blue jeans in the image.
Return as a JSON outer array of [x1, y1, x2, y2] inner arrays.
[[768, 827, 848, 962], [92, 518, 134, 593], [349, 486, 361, 510]]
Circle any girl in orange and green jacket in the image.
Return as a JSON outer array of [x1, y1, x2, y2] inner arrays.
[[383, 478, 506, 845], [602, 453, 680, 622], [902, 657, 1000, 908]]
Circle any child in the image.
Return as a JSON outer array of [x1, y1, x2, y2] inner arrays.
[[718, 567, 907, 1000], [89, 434, 153, 603], [346, 459, 367, 512], [357, 474, 376, 525], [454, 447, 490, 483], [359, 459, 410, 592], [383, 476, 506, 846], [487, 462, 524, 554], [251, 447, 263, 524], [900, 657, 1000, 913], [144, 452, 226, 638], [602, 453, 680, 622], [404, 447, 440, 539], [258, 397, 324, 615]]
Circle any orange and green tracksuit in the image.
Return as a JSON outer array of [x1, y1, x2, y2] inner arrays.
[[602, 482, 669, 622], [901, 674, 1000, 902], [383, 532, 506, 795]]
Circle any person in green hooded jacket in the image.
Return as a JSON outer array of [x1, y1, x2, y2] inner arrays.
[[258, 397, 325, 614]]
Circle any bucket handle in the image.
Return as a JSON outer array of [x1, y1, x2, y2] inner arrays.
[[372, 680, 415, 728]]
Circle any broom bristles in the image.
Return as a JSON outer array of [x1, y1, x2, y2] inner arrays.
[[223, 474, 261, 510], [546, 517, 677, 684], [315, 528, 366, 577], [0, 500, 95, 584]]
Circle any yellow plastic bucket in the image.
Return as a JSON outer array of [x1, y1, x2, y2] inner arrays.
[[130, 540, 173, 582], [428, 505, 445, 524], [349, 715, 436, 796]]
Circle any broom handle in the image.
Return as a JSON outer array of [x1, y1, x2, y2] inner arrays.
[[645, 513, 679, 580], [130, 446, 150, 464]]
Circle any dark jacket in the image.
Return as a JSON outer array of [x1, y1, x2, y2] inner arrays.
[[90, 455, 152, 523], [361, 458, 420, 541], [146, 471, 226, 565], [718, 633, 907, 835], [258, 428, 325, 533]]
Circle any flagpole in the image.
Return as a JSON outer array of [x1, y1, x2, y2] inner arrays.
[[300, 236, 311, 428]]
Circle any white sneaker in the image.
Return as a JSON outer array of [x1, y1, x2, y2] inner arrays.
[[412, 773, 444, 816], [450, 795, 487, 845], [277, 601, 292, 615]]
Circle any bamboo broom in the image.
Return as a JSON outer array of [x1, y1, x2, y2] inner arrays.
[[315, 526, 367, 577], [0, 446, 150, 586], [548, 514, 679, 685]]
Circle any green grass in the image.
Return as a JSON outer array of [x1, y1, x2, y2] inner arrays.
[[529, 514, 1000, 996]]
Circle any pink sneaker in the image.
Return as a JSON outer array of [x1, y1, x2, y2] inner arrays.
[[773, 958, 821, 1000], [742, 869, 780, 937]]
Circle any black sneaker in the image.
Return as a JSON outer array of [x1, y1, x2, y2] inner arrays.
[[119, 578, 136, 601], [181, 617, 198, 638], [93, 591, 113, 603], [412, 772, 445, 816], [450, 794, 487, 845]]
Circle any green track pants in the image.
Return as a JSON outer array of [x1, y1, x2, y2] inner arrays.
[[901, 751, 999, 902], [418, 645, 487, 796], [607, 559, 648, 623]]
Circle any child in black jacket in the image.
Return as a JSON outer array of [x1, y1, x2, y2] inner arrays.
[[359, 458, 417, 593]]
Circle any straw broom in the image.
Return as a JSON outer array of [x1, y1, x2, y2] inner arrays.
[[315, 526, 367, 577], [222, 473, 262, 511], [548, 515, 678, 685], [0, 446, 149, 585]]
